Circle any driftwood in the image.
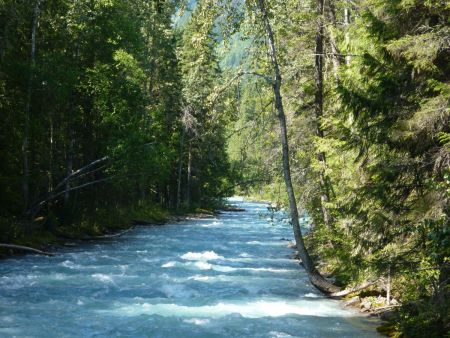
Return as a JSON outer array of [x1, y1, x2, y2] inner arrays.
[[0, 244, 54, 256]]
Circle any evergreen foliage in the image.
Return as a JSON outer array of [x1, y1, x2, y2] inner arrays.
[[0, 0, 448, 335], [0, 0, 233, 240]]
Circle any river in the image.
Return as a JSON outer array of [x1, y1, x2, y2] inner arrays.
[[0, 200, 380, 337]]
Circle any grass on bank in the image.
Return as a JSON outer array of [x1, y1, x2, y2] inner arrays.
[[0, 199, 221, 256]]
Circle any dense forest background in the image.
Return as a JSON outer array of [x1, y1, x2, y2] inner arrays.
[[0, 0, 449, 336]]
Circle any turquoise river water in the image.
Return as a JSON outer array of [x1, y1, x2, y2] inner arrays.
[[0, 199, 380, 337]]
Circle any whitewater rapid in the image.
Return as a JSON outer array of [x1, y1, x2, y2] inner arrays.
[[0, 200, 380, 337]]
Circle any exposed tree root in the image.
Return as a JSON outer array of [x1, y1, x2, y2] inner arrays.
[[309, 270, 341, 294]]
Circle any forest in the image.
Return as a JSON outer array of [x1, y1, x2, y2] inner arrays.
[[0, 0, 449, 336]]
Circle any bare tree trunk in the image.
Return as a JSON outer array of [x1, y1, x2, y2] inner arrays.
[[22, 0, 40, 213], [315, 0, 333, 230], [256, 0, 340, 293], [344, 0, 351, 65]]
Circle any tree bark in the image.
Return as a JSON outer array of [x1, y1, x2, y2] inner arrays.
[[330, 280, 375, 297], [22, 0, 40, 213], [344, 0, 351, 65], [315, 0, 334, 230], [256, 0, 340, 293]]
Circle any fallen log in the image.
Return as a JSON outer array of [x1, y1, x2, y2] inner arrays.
[[330, 280, 376, 297], [0, 244, 54, 256]]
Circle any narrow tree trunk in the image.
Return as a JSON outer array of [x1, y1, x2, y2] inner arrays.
[[176, 127, 185, 210], [314, 0, 333, 230], [256, 0, 340, 293], [48, 114, 54, 195], [22, 0, 40, 213], [186, 138, 193, 207], [344, 0, 351, 65], [64, 136, 74, 207], [386, 266, 391, 305]]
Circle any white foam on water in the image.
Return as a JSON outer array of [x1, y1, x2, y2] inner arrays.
[[183, 318, 211, 325], [159, 284, 197, 299], [77, 299, 84, 305], [163, 261, 294, 274], [60, 260, 81, 269], [238, 267, 294, 273], [162, 261, 177, 268], [0, 275, 36, 289], [239, 252, 252, 258], [181, 251, 224, 261], [304, 293, 320, 298], [118, 265, 129, 273], [187, 275, 211, 281], [53, 273, 67, 281], [92, 273, 115, 284], [142, 258, 157, 263], [193, 261, 212, 270], [107, 299, 354, 318], [269, 331, 294, 337], [201, 221, 222, 228], [245, 241, 284, 246]]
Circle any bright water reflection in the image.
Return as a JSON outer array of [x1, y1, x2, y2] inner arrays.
[[0, 201, 380, 337]]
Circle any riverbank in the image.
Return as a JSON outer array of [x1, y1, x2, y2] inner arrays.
[[0, 201, 226, 258], [286, 238, 402, 337]]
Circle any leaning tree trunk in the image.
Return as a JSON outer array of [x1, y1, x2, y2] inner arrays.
[[256, 0, 340, 294], [22, 0, 40, 213]]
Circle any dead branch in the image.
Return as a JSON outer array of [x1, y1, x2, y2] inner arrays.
[[0, 243, 54, 256]]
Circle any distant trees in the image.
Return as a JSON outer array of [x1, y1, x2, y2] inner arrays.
[[0, 0, 234, 239], [178, 0, 233, 209]]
